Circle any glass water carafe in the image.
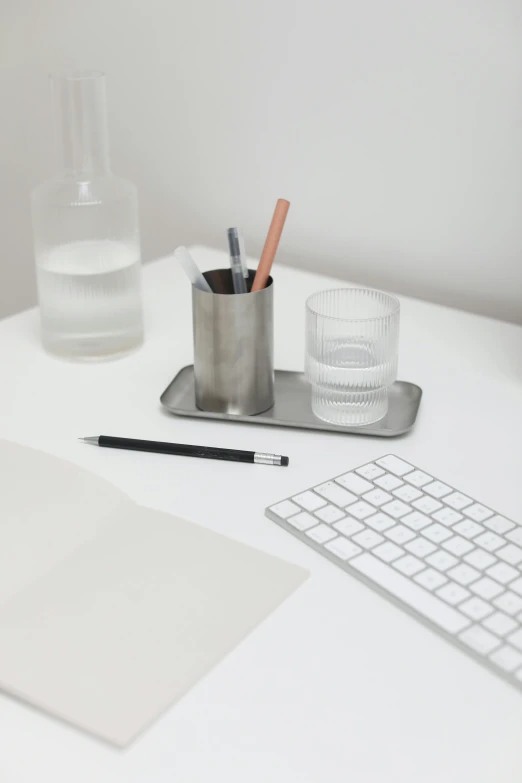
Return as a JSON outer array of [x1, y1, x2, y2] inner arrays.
[[31, 70, 144, 360]]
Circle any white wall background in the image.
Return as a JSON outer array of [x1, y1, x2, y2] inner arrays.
[[1, 0, 521, 323]]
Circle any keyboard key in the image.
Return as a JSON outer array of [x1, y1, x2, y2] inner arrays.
[[314, 505, 346, 524], [509, 578, 522, 597], [459, 626, 500, 655], [404, 470, 432, 488], [355, 463, 385, 480], [436, 582, 470, 606], [487, 516, 516, 536], [505, 525, 522, 545], [412, 496, 443, 515], [497, 544, 522, 566], [287, 512, 317, 531], [489, 645, 522, 672], [375, 455, 414, 476], [347, 501, 376, 520], [425, 550, 458, 572], [465, 503, 493, 522], [352, 529, 384, 550], [432, 508, 463, 526], [471, 578, 504, 600], [475, 531, 504, 552], [464, 550, 497, 570], [324, 537, 362, 561], [293, 491, 327, 512], [374, 473, 404, 491], [486, 562, 519, 585], [483, 612, 518, 636], [381, 500, 411, 519], [306, 524, 338, 544], [444, 492, 473, 510], [423, 481, 452, 499], [362, 489, 393, 507], [394, 555, 425, 576], [385, 525, 416, 544], [365, 512, 395, 532], [494, 592, 522, 616], [270, 500, 301, 519], [442, 536, 475, 556], [351, 553, 469, 633], [447, 564, 480, 586], [452, 520, 484, 539], [402, 511, 431, 531], [405, 537, 437, 557], [415, 568, 447, 591], [460, 597, 493, 621], [507, 629, 522, 652], [373, 542, 404, 563], [334, 517, 364, 537], [392, 485, 423, 503], [336, 473, 373, 495], [423, 523, 453, 544], [314, 482, 357, 507]]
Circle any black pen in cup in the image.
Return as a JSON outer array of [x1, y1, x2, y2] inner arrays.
[[227, 228, 248, 294]]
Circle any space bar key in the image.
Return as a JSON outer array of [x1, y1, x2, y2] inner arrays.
[[350, 553, 470, 634]]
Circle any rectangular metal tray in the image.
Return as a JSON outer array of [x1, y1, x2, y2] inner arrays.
[[160, 366, 422, 437]]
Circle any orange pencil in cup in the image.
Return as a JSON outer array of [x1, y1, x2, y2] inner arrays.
[[251, 199, 290, 292]]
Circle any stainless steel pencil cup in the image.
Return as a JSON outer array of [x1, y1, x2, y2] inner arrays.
[[192, 269, 274, 416]]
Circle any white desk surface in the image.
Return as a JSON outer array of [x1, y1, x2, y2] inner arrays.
[[0, 245, 521, 782]]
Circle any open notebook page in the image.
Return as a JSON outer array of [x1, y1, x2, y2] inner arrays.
[[0, 440, 308, 745], [0, 439, 132, 605]]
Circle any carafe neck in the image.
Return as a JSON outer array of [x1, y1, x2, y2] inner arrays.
[[52, 70, 111, 178]]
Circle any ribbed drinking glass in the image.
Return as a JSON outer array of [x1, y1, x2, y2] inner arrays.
[[305, 288, 400, 426]]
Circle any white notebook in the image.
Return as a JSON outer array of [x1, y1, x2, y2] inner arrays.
[[0, 440, 307, 746]]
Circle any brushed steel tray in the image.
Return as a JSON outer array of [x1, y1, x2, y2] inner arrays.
[[160, 366, 422, 437]]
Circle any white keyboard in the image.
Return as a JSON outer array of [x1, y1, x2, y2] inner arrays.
[[266, 455, 522, 690]]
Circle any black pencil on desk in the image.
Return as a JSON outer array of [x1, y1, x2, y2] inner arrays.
[[79, 435, 289, 467]]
